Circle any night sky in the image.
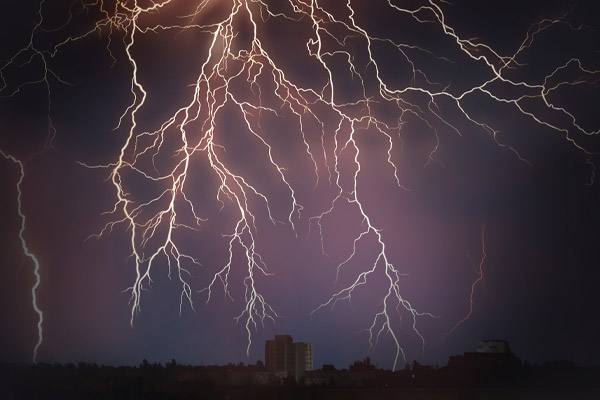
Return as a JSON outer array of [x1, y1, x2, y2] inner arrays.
[[1, 0, 599, 370]]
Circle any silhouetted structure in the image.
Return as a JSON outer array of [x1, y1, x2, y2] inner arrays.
[[295, 341, 313, 381], [476, 339, 511, 354], [2, 345, 600, 400], [449, 339, 519, 369], [265, 335, 313, 381]]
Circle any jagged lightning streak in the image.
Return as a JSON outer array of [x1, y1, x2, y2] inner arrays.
[[0, 0, 62, 364], [83, 0, 295, 352], [3, 0, 599, 368], [445, 225, 487, 337], [0, 151, 44, 364]]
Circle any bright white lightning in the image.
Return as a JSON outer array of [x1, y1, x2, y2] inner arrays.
[[2, 0, 598, 369], [1, 151, 44, 364]]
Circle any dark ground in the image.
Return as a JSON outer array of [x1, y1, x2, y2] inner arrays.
[[2, 362, 599, 400]]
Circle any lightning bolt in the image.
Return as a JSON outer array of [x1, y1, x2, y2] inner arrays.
[[3, 0, 598, 369], [0, 0, 62, 363], [0, 151, 44, 364], [445, 224, 487, 337]]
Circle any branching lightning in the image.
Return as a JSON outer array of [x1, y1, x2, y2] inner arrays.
[[2, 0, 599, 368]]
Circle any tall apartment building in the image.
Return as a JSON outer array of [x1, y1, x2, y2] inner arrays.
[[294, 342, 313, 380], [265, 335, 313, 381]]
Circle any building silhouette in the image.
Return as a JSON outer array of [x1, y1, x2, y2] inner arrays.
[[265, 335, 313, 381], [476, 339, 511, 354], [448, 339, 521, 376]]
